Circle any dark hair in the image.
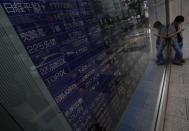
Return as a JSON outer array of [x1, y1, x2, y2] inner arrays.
[[174, 15, 184, 23], [153, 21, 162, 28]]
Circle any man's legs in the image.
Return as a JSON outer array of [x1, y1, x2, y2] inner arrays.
[[179, 41, 183, 49], [178, 41, 185, 62], [156, 42, 166, 65], [173, 41, 183, 64]]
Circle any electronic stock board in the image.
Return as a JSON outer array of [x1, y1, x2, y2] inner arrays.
[[0, 0, 143, 131]]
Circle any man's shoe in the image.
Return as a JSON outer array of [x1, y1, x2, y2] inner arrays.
[[180, 59, 186, 63], [172, 61, 183, 66]]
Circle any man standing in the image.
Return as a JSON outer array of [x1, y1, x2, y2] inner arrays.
[[168, 16, 185, 65]]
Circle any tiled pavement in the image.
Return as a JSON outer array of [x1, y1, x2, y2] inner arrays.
[[164, 61, 189, 131]]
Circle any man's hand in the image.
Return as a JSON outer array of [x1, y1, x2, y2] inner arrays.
[[180, 28, 185, 32]]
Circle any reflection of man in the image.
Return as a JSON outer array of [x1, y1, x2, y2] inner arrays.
[[168, 16, 185, 65], [153, 21, 167, 65]]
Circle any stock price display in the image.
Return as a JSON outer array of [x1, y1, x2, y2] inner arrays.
[[1, 0, 128, 131]]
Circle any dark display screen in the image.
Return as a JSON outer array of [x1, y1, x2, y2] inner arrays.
[[0, 0, 150, 131]]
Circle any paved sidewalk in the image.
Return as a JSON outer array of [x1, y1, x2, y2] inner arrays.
[[164, 61, 189, 131]]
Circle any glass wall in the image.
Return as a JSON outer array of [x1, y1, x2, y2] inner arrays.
[[148, 0, 167, 58], [0, 0, 151, 131]]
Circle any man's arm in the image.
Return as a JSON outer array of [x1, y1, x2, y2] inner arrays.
[[168, 29, 184, 37], [153, 33, 167, 38]]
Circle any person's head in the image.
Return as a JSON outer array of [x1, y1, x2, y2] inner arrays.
[[153, 21, 162, 29], [174, 15, 184, 25]]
